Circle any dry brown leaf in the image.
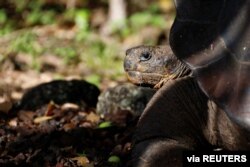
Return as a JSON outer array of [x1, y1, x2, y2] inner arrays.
[[34, 116, 53, 124], [0, 99, 12, 113], [86, 112, 100, 123], [45, 101, 58, 116], [18, 111, 35, 122], [61, 103, 80, 111], [63, 123, 76, 131], [8, 118, 18, 127], [71, 156, 93, 167]]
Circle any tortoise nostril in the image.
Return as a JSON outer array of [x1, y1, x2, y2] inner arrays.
[[124, 60, 132, 71]]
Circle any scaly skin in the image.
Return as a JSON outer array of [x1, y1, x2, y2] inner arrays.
[[124, 45, 190, 88]]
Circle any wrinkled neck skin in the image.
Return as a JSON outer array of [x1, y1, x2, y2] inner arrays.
[[172, 61, 191, 79]]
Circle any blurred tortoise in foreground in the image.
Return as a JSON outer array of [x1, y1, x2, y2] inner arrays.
[[127, 0, 250, 166]]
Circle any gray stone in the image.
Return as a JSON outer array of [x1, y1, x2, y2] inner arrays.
[[96, 83, 156, 125]]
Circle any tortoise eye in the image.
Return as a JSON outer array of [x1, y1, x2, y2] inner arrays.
[[140, 52, 151, 61]]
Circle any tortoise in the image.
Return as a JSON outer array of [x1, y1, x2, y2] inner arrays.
[[124, 1, 250, 166], [125, 45, 250, 166]]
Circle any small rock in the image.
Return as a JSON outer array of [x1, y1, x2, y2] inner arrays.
[[61, 103, 80, 111], [13, 79, 100, 111], [96, 83, 156, 125], [8, 118, 18, 127]]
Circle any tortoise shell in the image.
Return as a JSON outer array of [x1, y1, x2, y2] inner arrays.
[[170, 0, 250, 129]]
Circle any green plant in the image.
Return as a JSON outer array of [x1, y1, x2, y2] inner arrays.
[[63, 8, 91, 41], [98, 121, 112, 129], [75, 9, 89, 31], [0, 9, 7, 24], [80, 38, 124, 79], [54, 47, 78, 65], [8, 32, 43, 70], [129, 12, 166, 31], [9, 32, 40, 54], [0, 23, 14, 36], [117, 9, 168, 39], [85, 74, 101, 87], [25, 0, 56, 26], [75, 9, 90, 41], [108, 155, 120, 163], [0, 9, 14, 36], [26, 9, 56, 25]]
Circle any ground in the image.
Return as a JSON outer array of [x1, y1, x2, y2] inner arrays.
[[0, 26, 137, 167], [0, 24, 167, 167], [0, 1, 174, 166]]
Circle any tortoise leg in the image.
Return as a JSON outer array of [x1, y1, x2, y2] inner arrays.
[[132, 77, 212, 166], [132, 139, 191, 167]]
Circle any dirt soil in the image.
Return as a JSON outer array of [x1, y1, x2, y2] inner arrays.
[[0, 26, 138, 167], [0, 101, 134, 167]]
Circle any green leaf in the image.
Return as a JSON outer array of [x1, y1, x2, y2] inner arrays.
[[0, 10, 7, 24], [98, 121, 112, 129], [85, 74, 101, 86], [129, 12, 151, 30], [54, 47, 78, 64], [75, 9, 90, 30], [108, 155, 120, 163], [40, 10, 56, 25]]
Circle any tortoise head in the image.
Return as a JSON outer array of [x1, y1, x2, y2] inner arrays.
[[124, 45, 190, 87]]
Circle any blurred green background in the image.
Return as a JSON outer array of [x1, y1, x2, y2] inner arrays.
[[0, 0, 175, 94]]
